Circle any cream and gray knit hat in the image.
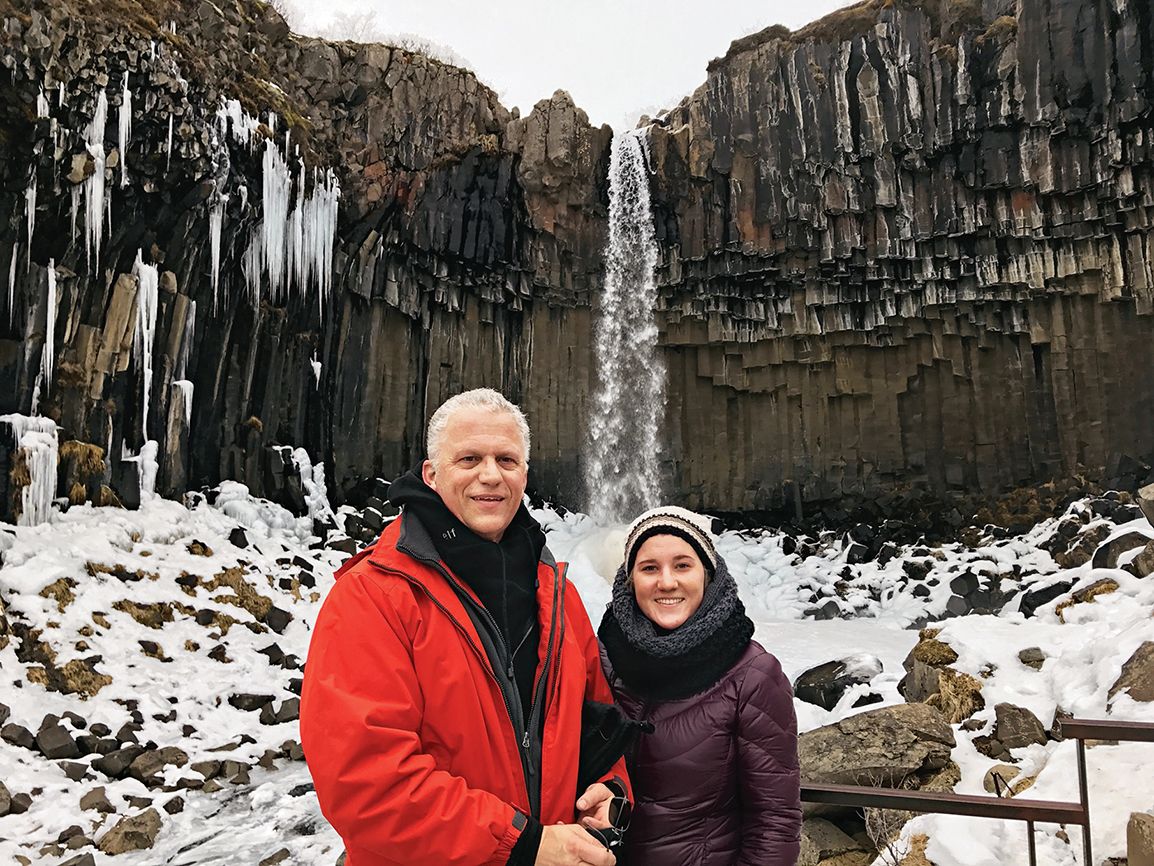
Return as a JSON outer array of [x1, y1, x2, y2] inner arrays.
[[623, 506, 719, 575]]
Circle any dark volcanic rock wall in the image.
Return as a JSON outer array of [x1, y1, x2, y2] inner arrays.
[[0, 0, 609, 514], [646, 0, 1154, 510], [1, 0, 1153, 519]]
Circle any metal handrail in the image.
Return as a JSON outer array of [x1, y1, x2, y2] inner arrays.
[[799, 716, 1154, 866]]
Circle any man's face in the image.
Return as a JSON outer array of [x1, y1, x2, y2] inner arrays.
[[422, 406, 529, 542]]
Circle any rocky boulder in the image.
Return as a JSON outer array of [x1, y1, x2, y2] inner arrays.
[[97, 808, 163, 854], [899, 630, 984, 723], [794, 654, 883, 711], [798, 702, 956, 788], [1109, 642, 1154, 706]]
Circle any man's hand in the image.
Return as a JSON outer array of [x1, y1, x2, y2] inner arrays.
[[575, 782, 614, 828], [534, 824, 616, 866]]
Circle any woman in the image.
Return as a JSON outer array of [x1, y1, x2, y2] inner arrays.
[[597, 506, 802, 865]]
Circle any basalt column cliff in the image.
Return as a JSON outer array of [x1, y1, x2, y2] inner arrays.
[[1, 0, 1152, 520], [646, 0, 1154, 511]]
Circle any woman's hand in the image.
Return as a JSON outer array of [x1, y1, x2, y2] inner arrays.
[[575, 782, 615, 827]]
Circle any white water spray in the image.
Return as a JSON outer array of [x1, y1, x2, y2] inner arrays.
[[585, 130, 665, 523], [1, 414, 59, 526]]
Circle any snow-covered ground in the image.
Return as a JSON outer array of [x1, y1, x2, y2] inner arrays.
[[1, 489, 1152, 865]]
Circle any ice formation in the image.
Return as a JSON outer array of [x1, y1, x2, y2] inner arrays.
[[209, 197, 225, 308], [30, 260, 58, 415], [25, 175, 35, 270], [84, 89, 108, 267], [118, 72, 132, 188], [0, 414, 59, 526], [173, 379, 194, 427], [132, 250, 159, 439]]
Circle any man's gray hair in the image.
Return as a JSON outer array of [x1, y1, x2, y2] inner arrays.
[[426, 388, 531, 467]]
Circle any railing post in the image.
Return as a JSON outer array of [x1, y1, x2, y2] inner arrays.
[[1076, 737, 1092, 866], [1027, 819, 1037, 866]]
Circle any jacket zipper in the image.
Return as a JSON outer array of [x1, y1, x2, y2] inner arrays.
[[379, 547, 559, 814]]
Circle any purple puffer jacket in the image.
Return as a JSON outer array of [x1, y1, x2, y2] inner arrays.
[[604, 641, 802, 866]]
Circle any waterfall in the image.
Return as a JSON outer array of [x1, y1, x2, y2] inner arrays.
[[1, 414, 59, 526], [585, 129, 665, 524]]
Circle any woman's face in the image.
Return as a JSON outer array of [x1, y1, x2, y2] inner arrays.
[[630, 534, 707, 630]]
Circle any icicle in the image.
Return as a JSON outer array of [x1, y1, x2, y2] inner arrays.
[[70, 186, 80, 241], [7, 242, 17, 326], [24, 174, 35, 271], [169, 20, 176, 34], [150, 40, 156, 60], [215, 99, 260, 146], [42, 260, 57, 394], [84, 90, 108, 268], [57, 82, 64, 108], [173, 379, 194, 425], [118, 72, 132, 188], [132, 250, 159, 440], [261, 138, 291, 298], [209, 196, 225, 308], [165, 115, 174, 172], [36, 87, 50, 118], [176, 299, 196, 379], [310, 352, 322, 386], [0, 414, 59, 526], [242, 230, 262, 306], [306, 167, 341, 313]]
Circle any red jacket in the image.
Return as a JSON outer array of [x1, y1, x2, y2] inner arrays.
[[301, 515, 628, 866]]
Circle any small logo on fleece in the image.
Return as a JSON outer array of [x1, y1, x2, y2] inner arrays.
[[442, 528, 456, 541]]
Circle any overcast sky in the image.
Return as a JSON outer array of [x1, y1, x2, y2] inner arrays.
[[292, 0, 858, 131]]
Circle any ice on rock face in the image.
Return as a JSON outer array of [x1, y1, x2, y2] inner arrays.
[[30, 260, 58, 415], [166, 114, 174, 172], [209, 197, 225, 308], [0, 414, 59, 526], [118, 72, 132, 188], [36, 87, 49, 118], [25, 175, 36, 270], [84, 89, 108, 268], [132, 250, 159, 440], [7, 242, 16, 325], [173, 379, 194, 426]]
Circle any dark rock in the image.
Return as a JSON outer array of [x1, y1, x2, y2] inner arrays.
[[0, 703, 8, 726], [97, 808, 163, 854], [264, 606, 292, 634], [59, 855, 95, 866], [208, 644, 231, 663], [1091, 531, 1151, 569], [2, 722, 36, 750], [944, 595, 970, 617], [993, 703, 1048, 749], [229, 528, 250, 549], [793, 655, 882, 711], [950, 572, 981, 596], [128, 747, 190, 786], [289, 782, 314, 797], [163, 796, 185, 815], [1108, 641, 1154, 706], [229, 693, 275, 711], [807, 599, 843, 620], [59, 761, 89, 782], [79, 786, 115, 813], [8, 791, 31, 814], [1020, 580, 1075, 618], [258, 643, 286, 666], [93, 745, 147, 778], [1018, 647, 1046, 670], [36, 722, 81, 759]]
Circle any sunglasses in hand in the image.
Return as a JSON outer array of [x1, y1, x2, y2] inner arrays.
[[584, 796, 632, 850]]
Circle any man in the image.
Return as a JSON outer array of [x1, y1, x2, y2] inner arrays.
[[302, 388, 628, 866]]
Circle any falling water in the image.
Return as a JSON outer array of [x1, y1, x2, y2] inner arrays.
[[584, 130, 665, 524]]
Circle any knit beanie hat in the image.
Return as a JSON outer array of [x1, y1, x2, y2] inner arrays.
[[623, 506, 719, 576]]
